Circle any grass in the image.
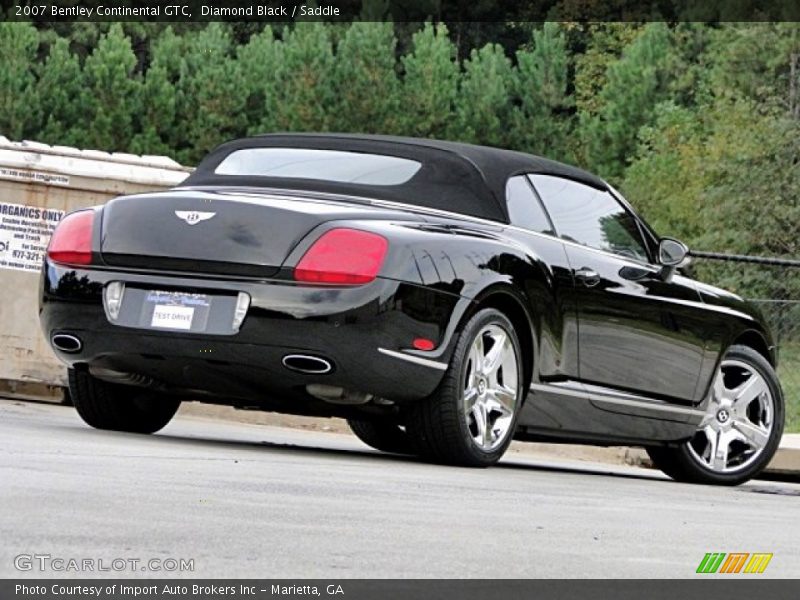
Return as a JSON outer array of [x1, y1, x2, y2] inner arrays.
[[777, 342, 800, 433]]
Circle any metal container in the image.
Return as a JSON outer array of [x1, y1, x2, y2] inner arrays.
[[0, 137, 190, 399]]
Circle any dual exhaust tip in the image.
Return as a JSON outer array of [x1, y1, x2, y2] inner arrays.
[[51, 333, 82, 353], [281, 354, 333, 374], [52, 334, 333, 376]]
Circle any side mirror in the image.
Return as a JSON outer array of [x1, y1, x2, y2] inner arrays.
[[657, 238, 690, 281]]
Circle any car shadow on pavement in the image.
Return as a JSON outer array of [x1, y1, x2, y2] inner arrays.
[[142, 427, 669, 483]]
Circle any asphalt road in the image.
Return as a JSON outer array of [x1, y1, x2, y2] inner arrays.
[[1, 399, 799, 579]]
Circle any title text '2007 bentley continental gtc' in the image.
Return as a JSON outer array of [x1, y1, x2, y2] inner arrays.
[[40, 134, 785, 485]]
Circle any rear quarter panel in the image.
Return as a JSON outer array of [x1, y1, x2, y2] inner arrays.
[[314, 218, 576, 385]]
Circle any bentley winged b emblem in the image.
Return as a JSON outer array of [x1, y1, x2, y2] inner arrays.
[[174, 210, 216, 225]]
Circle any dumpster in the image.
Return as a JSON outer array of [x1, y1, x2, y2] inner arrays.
[[0, 137, 190, 401]]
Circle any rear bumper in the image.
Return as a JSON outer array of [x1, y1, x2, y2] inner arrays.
[[40, 261, 467, 412]]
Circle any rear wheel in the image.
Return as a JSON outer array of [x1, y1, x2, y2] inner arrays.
[[647, 345, 784, 485], [346, 419, 411, 454], [406, 308, 524, 467], [68, 368, 181, 434]]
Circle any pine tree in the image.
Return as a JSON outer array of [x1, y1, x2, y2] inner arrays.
[[400, 23, 459, 139], [237, 26, 283, 135], [330, 22, 400, 133], [512, 22, 573, 160], [581, 23, 674, 179], [454, 43, 516, 147], [273, 22, 336, 132], [173, 23, 247, 164], [0, 22, 40, 140], [82, 23, 140, 151], [36, 38, 84, 147], [129, 61, 176, 157]]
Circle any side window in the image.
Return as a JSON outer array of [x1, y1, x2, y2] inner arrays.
[[505, 175, 554, 235], [529, 174, 649, 262]]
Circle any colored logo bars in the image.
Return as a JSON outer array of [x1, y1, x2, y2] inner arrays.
[[696, 553, 773, 574]]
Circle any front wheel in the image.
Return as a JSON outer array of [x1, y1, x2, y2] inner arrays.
[[647, 344, 784, 485], [69, 368, 181, 434], [406, 308, 525, 467]]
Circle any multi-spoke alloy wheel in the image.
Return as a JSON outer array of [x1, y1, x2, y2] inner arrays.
[[646, 344, 784, 485], [406, 308, 524, 467], [462, 324, 519, 451], [688, 359, 774, 473]]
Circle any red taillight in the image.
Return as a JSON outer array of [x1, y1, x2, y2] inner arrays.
[[47, 210, 94, 266], [294, 228, 388, 285]]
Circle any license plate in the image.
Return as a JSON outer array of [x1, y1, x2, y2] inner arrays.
[[143, 290, 211, 332], [151, 304, 195, 330]]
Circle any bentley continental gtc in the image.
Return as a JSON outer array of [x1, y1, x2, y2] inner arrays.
[[40, 134, 785, 485]]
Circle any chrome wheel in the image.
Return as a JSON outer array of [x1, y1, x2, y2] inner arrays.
[[462, 324, 520, 451], [687, 359, 774, 473]]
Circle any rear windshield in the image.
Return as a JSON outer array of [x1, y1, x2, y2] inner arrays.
[[214, 148, 422, 185]]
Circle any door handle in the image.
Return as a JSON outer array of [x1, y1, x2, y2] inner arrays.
[[575, 267, 601, 287]]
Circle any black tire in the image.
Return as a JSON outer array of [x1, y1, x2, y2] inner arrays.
[[406, 308, 525, 467], [347, 419, 412, 454], [646, 344, 784, 486], [68, 368, 181, 434]]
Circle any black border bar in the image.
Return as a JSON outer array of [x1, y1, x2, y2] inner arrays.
[[3, 0, 800, 22], [4, 580, 800, 600]]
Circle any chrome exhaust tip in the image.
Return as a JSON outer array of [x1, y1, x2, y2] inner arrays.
[[52, 333, 82, 353], [282, 354, 333, 374]]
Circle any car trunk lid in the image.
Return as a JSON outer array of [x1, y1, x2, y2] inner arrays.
[[99, 189, 414, 278]]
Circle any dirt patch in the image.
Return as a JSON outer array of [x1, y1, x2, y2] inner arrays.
[[179, 401, 351, 433]]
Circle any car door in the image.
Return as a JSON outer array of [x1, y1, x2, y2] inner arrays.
[[528, 174, 708, 403], [503, 175, 579, 382]]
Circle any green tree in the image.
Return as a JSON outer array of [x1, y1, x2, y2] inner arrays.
[[129, 62, 176, 157], [624, 98, 800, 300], [581, 22, 674, 179], [36, 38, 84, 147], [707, 23, 800, 116], [237, 26, 283, 135], [454, 43, 516, 147], [572, 23, 642, 119], [173, 23, 247, 163], [273, 22, 336, 132], [512, 22, 573, 160], [621, 101, 708, 241], [0, 22, 40, 140], [82, 23, 140, 151], [400, 23, 459, 139], [693, 103, 800, 299], [331, 22, 400, 133]]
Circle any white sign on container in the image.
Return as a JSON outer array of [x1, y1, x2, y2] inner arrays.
[[0, 201, 64, 273], [0, 166, 70, 187]]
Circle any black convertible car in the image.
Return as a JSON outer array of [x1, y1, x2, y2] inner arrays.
[[40, 134, 784, 485]]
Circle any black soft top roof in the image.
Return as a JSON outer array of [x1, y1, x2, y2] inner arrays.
[[181, 133, 608, 223]]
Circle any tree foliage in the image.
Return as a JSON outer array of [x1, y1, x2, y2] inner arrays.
[[400, 23, 459, 139], [455, 43, 515, 147], [0, 21, 39, 140], [2, 20, 800, 298], [512, 22, 573, 161], [81, 24, 140, 150]]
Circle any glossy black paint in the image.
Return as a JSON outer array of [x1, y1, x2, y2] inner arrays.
[[41, 259, 461, 416], [40, 180, 775, 447]]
